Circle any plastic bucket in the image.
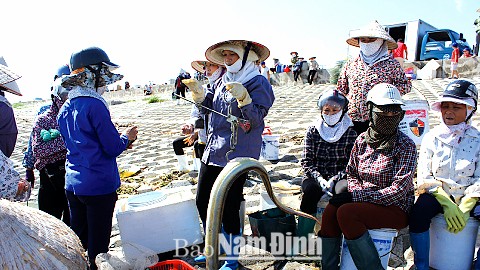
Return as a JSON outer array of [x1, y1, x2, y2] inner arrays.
[[248, 207, 297, 253], [340, 228, 398, 270], [260, 135, 280, 160], [313, 199, 329, 234], [430, 214, 480, 270]]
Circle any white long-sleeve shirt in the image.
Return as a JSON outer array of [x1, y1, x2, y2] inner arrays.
[[417, 126, 480, 203]]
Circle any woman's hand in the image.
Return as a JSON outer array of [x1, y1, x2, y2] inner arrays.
[[329, 192, 353, 207], [181, 124, 194, 135], [123, 126, 138, 141], [183, 79, 204, 103], [183, 133, 198, 146]]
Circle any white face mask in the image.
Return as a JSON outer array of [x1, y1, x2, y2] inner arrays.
[[322, 111, 343, 126], [225, 59, 242, 73], [359, 39, 384, 56]]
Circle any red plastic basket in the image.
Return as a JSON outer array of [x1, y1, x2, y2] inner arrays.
[[145, 260, 195, 270]]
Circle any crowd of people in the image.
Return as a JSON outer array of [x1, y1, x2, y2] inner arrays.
[[1, 18, 480, 270]]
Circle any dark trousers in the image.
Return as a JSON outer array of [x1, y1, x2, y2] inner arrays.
[[196, 162, 247, 235], [173, 137, 205, 158], [409, 193, 480, 233], [293, 70, 301, 82], [66, 190, 117, 270], [300, 177, 324, 214], [175, 87, 186, 99], [320, 202, 408, 240], [475, 33, 480, 56], [308, 70, 317, 84], [38, 159, 70, 225], [352, 120, 370, 136]]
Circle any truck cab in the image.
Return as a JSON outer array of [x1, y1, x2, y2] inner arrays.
[[420, 29, 471, 60]]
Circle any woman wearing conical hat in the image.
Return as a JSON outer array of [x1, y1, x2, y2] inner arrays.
[[338, 20, 411, 135], [183, 40, 274, 270]]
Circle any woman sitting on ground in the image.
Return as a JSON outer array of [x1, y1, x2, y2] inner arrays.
[[409, 80, 480, 270], [319, 83, 417, 270]]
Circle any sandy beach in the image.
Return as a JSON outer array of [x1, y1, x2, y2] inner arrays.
[[8, 75, 480, 269]]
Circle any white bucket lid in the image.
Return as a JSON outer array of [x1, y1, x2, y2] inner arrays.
[[125, 191, 167, 210]]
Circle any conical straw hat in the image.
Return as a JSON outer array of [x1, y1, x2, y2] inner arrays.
[[346, 20, 398, 50], [0, 199, 87, 268], [205, 40, 270, 66]]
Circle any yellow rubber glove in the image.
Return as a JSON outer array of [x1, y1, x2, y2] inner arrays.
[[432, 187, 466, 233], [225, 82, 252, 107], [182, 79, 204, 103], [459, 196, 478, 222]]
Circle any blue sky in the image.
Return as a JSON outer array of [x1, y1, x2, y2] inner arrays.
[[2, 0, 478, 102]]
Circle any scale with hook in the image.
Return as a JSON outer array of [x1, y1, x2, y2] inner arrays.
[[174, 93, 251, 161]]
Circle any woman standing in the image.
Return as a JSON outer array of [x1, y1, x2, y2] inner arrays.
[[319, 83, 416, 270], [338, 20, 411, 135], [183, 40, 274, 270], [58, 47, 137, 270], [409, 80, 480, 270], [31, 64, 71, 224]]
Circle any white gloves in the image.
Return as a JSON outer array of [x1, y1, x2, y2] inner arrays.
[[225, 82, 252, 107], [317, 176, 334, 195], [182, 79, 204, 103]]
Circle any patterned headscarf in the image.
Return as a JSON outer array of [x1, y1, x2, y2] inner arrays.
[[365, 104, 405, 150], [61, 64, 123, 89]]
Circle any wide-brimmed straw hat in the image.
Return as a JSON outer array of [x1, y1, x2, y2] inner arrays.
[[191, 60, 223, 73], [205, 40, 270, 66], [0, 56, 22, 96], [346, 20, 398, 50]]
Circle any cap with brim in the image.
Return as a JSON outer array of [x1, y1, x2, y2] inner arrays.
[[346, 20, 398, 50], [431, 96, 475, 112], [205, 40, 270, 66], [191, 60, 223, 73], [290, 51, 298, 55], [309, 57, 316, 60], [0, 57, 22, 96]]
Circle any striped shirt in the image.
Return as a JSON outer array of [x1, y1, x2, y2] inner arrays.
[[347, 131, 417, 213], [301, 126, 357, 180]]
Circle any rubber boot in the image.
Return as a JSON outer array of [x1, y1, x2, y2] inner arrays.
[[219, 232, 242, 270], [192, 158, 202, 172], [176, 99, 180, 105], [409, 231, 430, 270], [176, 155, 189, 172], [345, 231, 384, 270], [321, 237, 341, 270], [296, 216, 316, 238]]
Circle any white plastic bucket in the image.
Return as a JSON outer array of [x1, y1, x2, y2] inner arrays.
[[398, 100, 429, 146], [314, 199, 329, 234], [340, 228, 398, 270], [260, 135, 280, 160], [430, 214, 480, 270]]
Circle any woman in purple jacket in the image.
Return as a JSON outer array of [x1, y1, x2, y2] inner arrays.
[[184, 40, 275, 270]]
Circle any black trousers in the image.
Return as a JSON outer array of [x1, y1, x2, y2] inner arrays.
[[293, 70, 301, 81], [66, 191, 117, 270], [38, 159, 70, 225], [300, 177, 324, 214], [308, 70, 317, 84], [173, 137, 205, 158], [475, 32, 480, 56], [196, 162, 247, 235], [175, 87, 186, 99]]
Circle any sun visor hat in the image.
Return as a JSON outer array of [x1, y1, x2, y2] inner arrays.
[[191, 60, 223, 73], [431, 80, 478, 111], [0, 56, 22, 96], [69, 47, 119, 72]]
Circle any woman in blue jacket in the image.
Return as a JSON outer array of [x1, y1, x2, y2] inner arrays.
[[58, 47, 137, 270], [184, 40, 275, 270]]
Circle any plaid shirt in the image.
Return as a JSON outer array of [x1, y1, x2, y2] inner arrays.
[[337, 56, 411, 122], [347, 131, 417, 213], [302, 126, 357, 180]]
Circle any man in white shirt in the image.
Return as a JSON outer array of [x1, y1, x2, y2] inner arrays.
[[260, 61, 270, 83]]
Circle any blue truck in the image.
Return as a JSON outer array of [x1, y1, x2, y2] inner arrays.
[[383, 19, 471, 61]]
